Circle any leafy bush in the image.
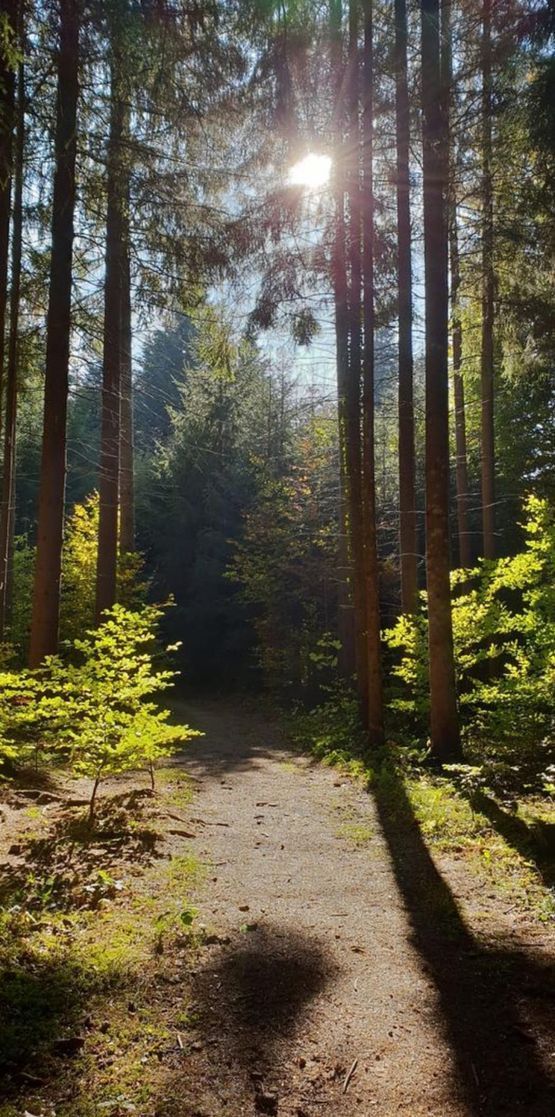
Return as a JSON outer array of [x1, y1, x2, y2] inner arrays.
[[385, 497, 555, 787], [60, 493, 147, 643], [0, 604, 200, 820], [9, 493, 147, 653], [289, 686, 369, 776]]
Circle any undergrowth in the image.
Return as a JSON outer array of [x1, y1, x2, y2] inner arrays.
[[0, 765, 203, 1116], [289, 693, 555, 924]]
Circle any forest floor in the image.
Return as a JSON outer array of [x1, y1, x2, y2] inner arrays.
[[1, 697, 554, 1117]]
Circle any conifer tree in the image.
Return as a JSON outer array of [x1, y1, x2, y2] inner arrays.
[[420, 0, 461, 758], [394, 0, 417, 612], [29, 0, 80, 664]]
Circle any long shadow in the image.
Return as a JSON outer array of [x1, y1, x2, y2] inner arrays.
[[373, 766, 555, 1115], [467, 789, 555, 889]]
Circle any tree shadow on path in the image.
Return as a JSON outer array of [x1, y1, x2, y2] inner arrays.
[[194, 922, 333, 1044], [466, 788, 555, 889], [373, 766, 555, 1116], [157, 923, 334, 1115]]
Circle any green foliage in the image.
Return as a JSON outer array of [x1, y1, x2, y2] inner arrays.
[[59, 493, 147, 643], [289, 686, 368, 777], [229, 416, 339, 691], [137, 308, 295, 684], [385, 497, 555, 786], [0, 605, 201, 819], [10, 493, 147, 653]]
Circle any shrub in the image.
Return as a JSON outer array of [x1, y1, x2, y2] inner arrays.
[[0, 605, 201, 820], [384, 496, 555, 787], [9, 493, 148, 653]]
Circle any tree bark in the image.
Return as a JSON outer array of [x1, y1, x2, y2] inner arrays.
[[394, 0, 418, 614], [0, 0, 16, 446], [95, 47, 125, 620], [450, 197, 472, 568], [329, 0, 359, 687], [360, 0, 384, 745], [443, 0, 472, 569], [345, 0, 369, 719], [480, 0, 495, 559], [0, 47, 22, 638], [29, 0, 79, 665], [118, 196, 134, 554], [420, 0, 461, 759]]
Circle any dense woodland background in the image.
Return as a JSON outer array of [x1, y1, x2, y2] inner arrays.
[[0, 0, 553, 791], [0, 3, 554, 1113]]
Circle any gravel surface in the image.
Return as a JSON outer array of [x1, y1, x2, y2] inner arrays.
[[157, 698, 555, 1117]]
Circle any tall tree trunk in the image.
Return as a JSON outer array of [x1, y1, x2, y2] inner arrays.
[[360, 0, 384, 745], [480, 0, 495, 559], [29, 0, 79, 665], [330, 0, 357, 685], [0, 47, 22, 638], [345, 0, 369, 719], [420, 0, 461, 759], [394, 0, 418, 614], [443, 0, 472, 569], [95, 47, 124, 620], [449, 198, 472, 567], [118, 198, 134, 554], [0, 0, 16, 445], [337, 489, 356, 677]]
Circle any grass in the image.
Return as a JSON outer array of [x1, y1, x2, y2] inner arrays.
[[290, 700, 555, 925], [336, 820, 374, 847], [0, 764, 204, 1116], [404, 775, 555, 920]]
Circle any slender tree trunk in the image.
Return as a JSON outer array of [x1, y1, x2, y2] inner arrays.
[[337, 490, 356, 677], [95, 48, 124, 620], [330, 0, 357, 686], [360, 0, 384, 745], [345, 0, 369, 719], [480, 0, 495, 559], [0, 0, 16, 446], [118, 197, 134, 554], [420, 0, 461, 759], [449, 200, 472, 567], [394, 0, 418, 614], [4, 470, 14, 622], [29, 0, 79, 665], [0, 49, 22, 638], [443, 0, 472, 569]]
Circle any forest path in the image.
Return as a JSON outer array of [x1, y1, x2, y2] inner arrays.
[[167, 698, 555, 1117]]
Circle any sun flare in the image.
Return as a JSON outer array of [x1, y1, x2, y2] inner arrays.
[[288, 152, 332, 190]]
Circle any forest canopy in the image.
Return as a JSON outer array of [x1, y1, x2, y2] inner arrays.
[[0, 0, 552, 779]]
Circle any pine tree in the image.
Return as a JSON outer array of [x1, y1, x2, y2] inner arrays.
[[95, 39, 125, 620], [443, 0, 471, 568], [394, 0, 417, 612], [0, 39, 22, 637], [119, 187, 134, 554], [29, 0, 80, 664], [361, 0, 384, 744], [480, 0, 495, 558], [0, 0, 17, 447], [420, 0, 461, 758]]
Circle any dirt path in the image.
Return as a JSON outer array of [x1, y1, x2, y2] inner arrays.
[[161, 699, 555, 1117]]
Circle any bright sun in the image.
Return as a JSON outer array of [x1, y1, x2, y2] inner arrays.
[[288, 152, 332, 190]]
